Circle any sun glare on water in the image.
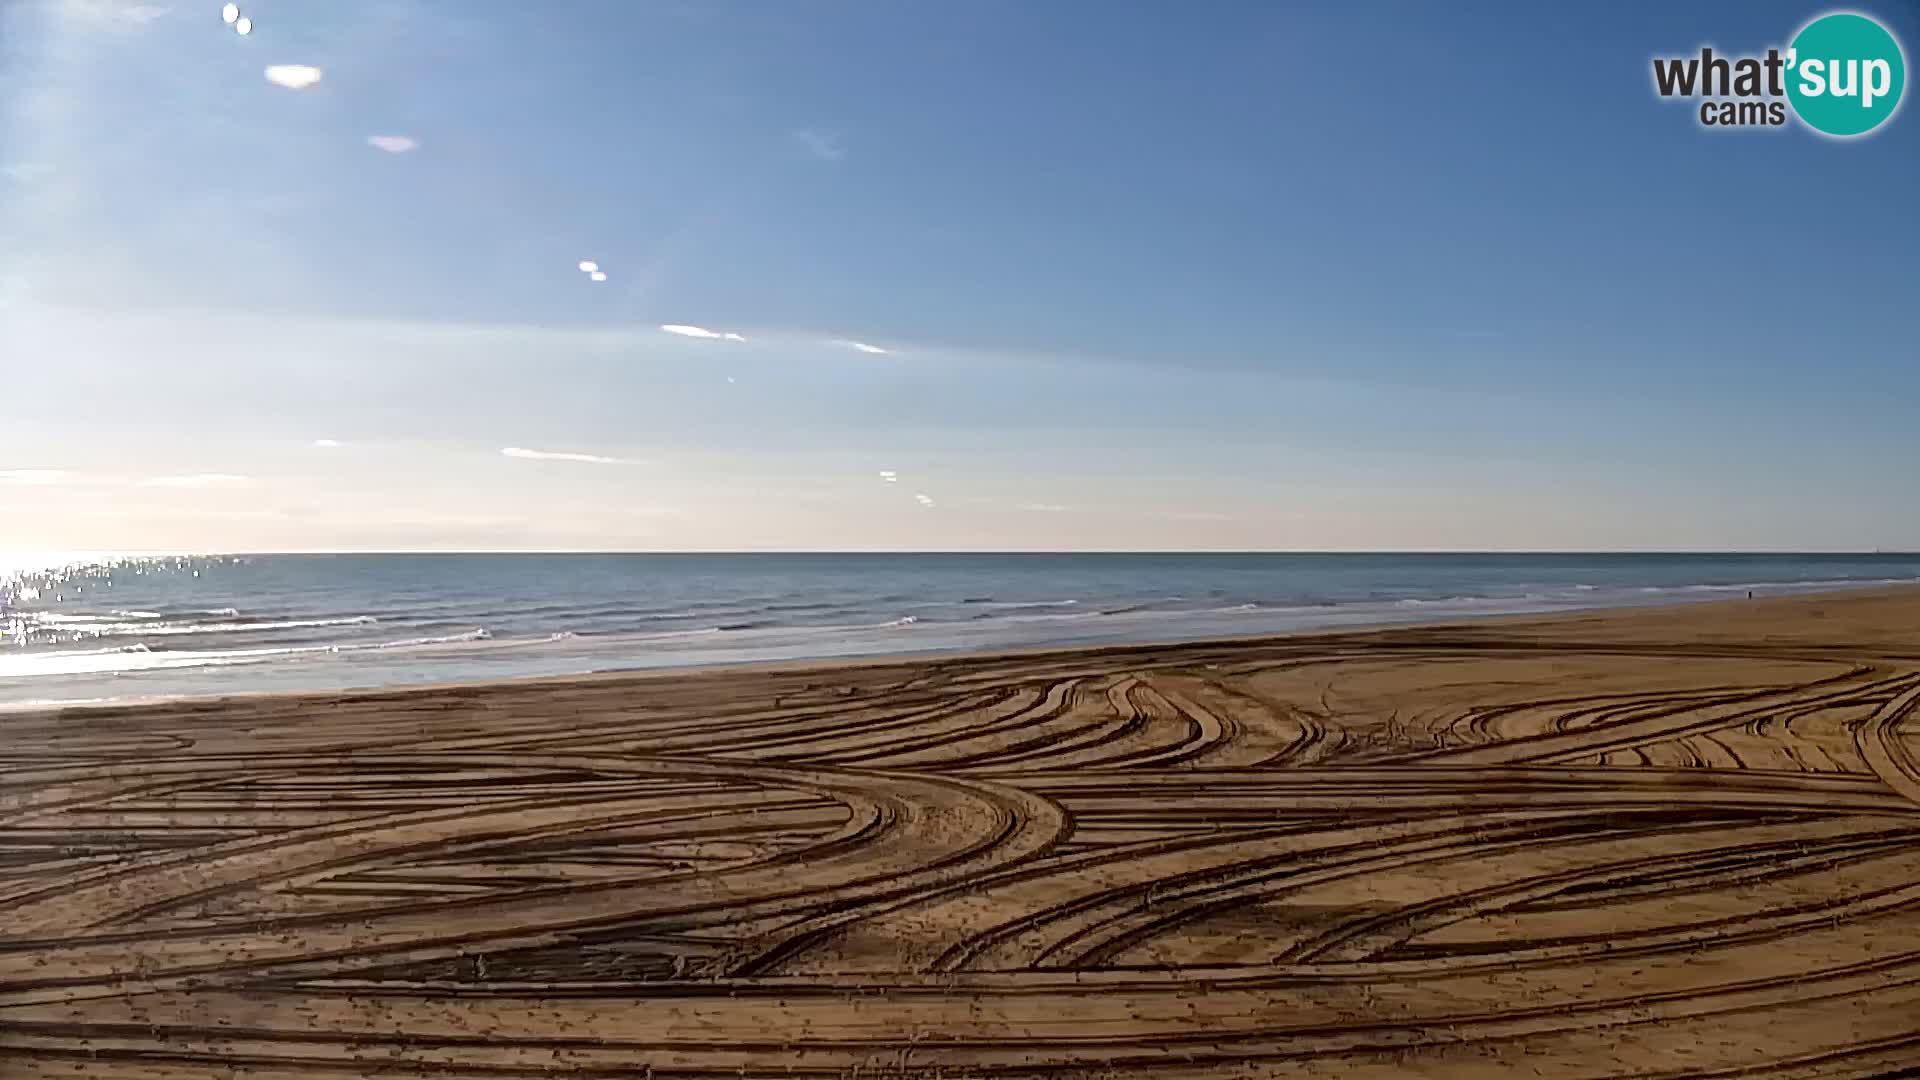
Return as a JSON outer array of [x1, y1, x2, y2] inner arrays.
[[0, 553, 220, 606]]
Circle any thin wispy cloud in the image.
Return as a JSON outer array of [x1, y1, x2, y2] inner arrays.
[[791, 129, 845, 162], [58, 0, 168, 30], [914, 493, 936, 507], [501, 446, 640, 465], [366, 135, 419, 154], [141, 309, 781, 354], [312, 439, 344, 448], [143, 473, 252, 488], [830, 338, 891, 355], [1023, 502, 1072, 512], [878, 470, 898, 483], [0, 469, 74, 486], [264, 65, 324, 90], [660, 324, 747, 342]]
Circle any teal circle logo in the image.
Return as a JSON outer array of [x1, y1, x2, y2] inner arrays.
[[1786, 12, 1906, 137]]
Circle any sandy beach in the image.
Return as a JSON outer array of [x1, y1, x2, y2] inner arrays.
[[2, 586, 1917, 1078]]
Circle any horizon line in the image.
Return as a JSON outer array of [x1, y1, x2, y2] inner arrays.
[[10, 549, 1917, 558]]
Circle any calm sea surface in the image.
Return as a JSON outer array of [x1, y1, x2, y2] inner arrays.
[[4, 552, 1917, 707]]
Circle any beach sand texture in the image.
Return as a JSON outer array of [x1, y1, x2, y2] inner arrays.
[[2, 588, 1918, 1077]]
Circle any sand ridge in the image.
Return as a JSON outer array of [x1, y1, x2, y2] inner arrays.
[[1, 588, 1918, 1076]]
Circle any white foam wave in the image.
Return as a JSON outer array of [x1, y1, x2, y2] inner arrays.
[[375, 628, 491, 648], [23, 642, 155, 658], [996, 609, 1108, 625], [1626, 576, 1919, 598], [1396, 594, 1549, 608], [0, 625, 505, 679], [23, 614, 377, 638], [967, 599, 1080, 611], [147, 615, 378, 636], [27, 613, 120, 626], [1676, 576, 1920, 593]]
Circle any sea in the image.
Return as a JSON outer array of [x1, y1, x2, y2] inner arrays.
[[3, 552, 1918, 708]]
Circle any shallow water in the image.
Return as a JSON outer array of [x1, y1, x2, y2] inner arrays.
[[4, 551, 1917, 706]]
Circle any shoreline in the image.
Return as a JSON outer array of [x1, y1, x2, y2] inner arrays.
[[12, 582, 1919, 721], [10, 552, 1919, 713]]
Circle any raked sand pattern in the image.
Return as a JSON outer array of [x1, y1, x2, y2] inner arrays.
[[2, 589, 1918, 1077]]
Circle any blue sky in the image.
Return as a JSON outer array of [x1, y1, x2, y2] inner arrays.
[[1, 0, 1916, 551]]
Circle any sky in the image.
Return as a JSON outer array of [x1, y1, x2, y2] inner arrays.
[[1, 0, 1916, 553]]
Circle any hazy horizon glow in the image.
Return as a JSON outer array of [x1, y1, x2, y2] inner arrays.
[[2, 0, 1916, 553]]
